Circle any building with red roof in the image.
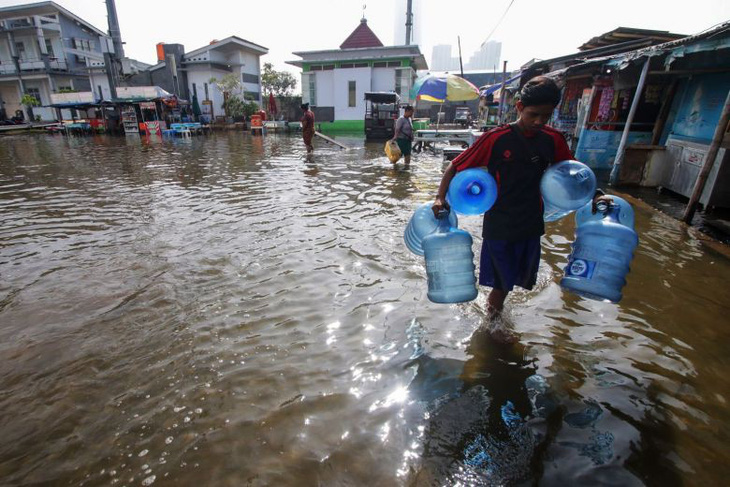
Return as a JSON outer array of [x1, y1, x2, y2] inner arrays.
[[288, 17, 427, 132]]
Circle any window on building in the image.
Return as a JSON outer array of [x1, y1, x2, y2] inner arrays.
[[373, 62, 387, 68], [302, 73, 316, 106], [321, 65, 334, 71], [340, 63, 354, 69], [310, 65, 323, 71], [241, 73, 259, 84], [204, 82, 209, 100], [387, 61, 402, 67], [348, 80, 356, 108], [395, 68, 412, 103], [44, 38, 54, 58], [309, 74, 317, 106], [14, 42, 25, 59], [26, 88, 41, 104], [192, 83, 197, 97], [98, 85, 103, 99], [353, 63, 368, 68]]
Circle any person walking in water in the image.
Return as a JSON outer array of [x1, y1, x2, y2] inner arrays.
[[392, 105, 414, 167], [431, 76, 607, 343], [300, 103, 315, 153]]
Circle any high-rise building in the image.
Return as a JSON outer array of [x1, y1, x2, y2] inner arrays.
[[431, 44, 454, 71], [465, 40, 502, 71], [393, 0, 423, 46]]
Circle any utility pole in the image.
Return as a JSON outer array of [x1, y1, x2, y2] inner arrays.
[[405, 0, 413, 45], [457, 36, 464, 77], [105, 0, 125, 60], [104, 0, 125, 100], [497, 60, 507, 123]]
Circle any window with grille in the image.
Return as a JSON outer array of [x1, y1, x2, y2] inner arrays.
[[348, 81, 356, 108], [26, 88, 40, 104], [44, 38, 54, 57]]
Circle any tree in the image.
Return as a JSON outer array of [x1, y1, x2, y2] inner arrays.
[[210, 73, 243, 116], [225, 95, 258, 119], [261, 63, 297, 97]]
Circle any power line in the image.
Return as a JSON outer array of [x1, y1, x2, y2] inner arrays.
[[481, 0, 516, 47]]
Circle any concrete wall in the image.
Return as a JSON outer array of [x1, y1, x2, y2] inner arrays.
[[315, 70, 335, 107], [58, 13, 104, 74], [372, 67, 395, 92], [334, 67, 370, 121]]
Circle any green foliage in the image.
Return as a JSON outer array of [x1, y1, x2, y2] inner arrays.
[[224, 95, 258, 118], [209, 73, 242, 95], [58, 87, 78, 93], [21, 93, 40, 106], [261, 62, 297, 97]]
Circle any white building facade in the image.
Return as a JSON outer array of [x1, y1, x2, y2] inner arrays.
[[0, 1, 108, 121]]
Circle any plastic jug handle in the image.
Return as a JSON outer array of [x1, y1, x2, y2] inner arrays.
[[436, 209, 451, 231]]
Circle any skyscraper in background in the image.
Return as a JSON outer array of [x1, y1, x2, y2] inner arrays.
[[465, 40, 502, 71], [431, 44, 460, 71], [393, 0, 422, 46]]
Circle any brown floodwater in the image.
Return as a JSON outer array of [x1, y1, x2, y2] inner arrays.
[[0, 132, 728, 486]]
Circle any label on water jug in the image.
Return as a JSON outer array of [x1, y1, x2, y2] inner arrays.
[[566, 258, 596, 279]]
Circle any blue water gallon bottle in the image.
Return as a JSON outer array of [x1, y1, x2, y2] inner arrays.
[[446, 168, 498, 215], [404, 203, 459, 256], [560, 202, 639, 303], [422, 212, 478, 303], [575, 195, 635, 229], [541, 160, 597, 222]]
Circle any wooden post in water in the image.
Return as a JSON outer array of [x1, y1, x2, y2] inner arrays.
[[682, 88, 730, 224], [650, 79, 678, 146], [609, 57, 651, 186]]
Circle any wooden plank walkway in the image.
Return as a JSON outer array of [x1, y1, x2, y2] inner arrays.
[[315, 131, 350, 150]]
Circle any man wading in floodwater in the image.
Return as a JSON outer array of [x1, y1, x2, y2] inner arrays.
[[432, 76, 608, 344], [300, 103, 315, 153], [392, 105, 414, 167]]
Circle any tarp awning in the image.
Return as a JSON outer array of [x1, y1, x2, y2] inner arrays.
[[480, 74, 521, 96]]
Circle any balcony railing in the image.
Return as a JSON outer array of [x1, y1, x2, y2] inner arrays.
[[0, 15, 61, 32], [0, 62, 16, 74], [0, 57, 68, 74]]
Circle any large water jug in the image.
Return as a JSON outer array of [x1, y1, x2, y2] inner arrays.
[[541, 160, 597, 222], [575, 195, 635, 229], [446, 168, 498, 215], [404, 203, 459, 256], [422, 213, 478, 303], [560, 202, 639, 303]]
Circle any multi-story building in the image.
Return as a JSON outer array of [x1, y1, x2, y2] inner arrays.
[[466, 40, 502, 71], [288, 18, 427, 132], [0, 1, 108, 121]]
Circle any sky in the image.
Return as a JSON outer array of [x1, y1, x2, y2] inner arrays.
[[2, 0, 729, 92]]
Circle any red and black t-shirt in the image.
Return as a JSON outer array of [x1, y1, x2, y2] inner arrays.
[[452, 124, 573, 241]]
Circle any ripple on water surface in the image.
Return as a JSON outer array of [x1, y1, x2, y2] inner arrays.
[[0, 133, 729, 486]]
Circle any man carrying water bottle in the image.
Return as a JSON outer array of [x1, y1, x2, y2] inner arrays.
[[431, 76, 606, 343]]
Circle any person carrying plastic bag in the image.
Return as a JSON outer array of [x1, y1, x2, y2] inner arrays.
[[391, 105, 414, 167], [431, 76, 609, 343]]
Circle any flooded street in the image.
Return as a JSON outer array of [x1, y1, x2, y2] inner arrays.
[[1, 132, 729, 486]]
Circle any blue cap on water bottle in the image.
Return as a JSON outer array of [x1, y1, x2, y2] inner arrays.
[[446, 168, 498, 215]]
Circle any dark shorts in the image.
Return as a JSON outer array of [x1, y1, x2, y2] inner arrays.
[[479, 237, 541, 292], [396, 137, 412, 157]]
